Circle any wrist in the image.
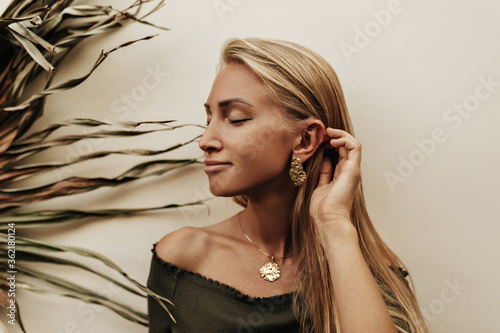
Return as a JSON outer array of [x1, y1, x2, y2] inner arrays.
[[317, 218, 359, 253]]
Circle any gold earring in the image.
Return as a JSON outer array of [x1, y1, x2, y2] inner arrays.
[[289, 157, 306, 186]]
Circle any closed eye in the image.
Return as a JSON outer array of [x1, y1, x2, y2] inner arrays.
[[229, 118, 252, 124]]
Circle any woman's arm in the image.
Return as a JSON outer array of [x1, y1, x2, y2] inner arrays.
[[310, 128, 398, 333], [323, 223, 398, 333]]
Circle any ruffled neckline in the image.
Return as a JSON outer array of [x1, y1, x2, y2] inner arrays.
[[151, 243, 296, 304]]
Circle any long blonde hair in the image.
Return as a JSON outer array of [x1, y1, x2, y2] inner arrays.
[[221, 38, 428, 333]]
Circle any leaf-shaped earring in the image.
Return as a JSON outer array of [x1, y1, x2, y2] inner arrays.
[[289, 157, 306, 186]]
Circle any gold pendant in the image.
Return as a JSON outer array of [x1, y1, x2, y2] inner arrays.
[[260, 261, 280, 282]]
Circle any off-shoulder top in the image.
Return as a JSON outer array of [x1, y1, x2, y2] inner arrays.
[[147, 245, 299, 332], [147, 245, 410, 333]]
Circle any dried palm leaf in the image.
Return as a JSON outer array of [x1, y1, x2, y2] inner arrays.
[[0, 0, 166, 144], [1, 136, 202, 185], [0, 0, 192, 328], [0, 158, 200, 210], [2, 34, 158, 113], [0, 200, 208, 228], [0, 234, 176, 323]]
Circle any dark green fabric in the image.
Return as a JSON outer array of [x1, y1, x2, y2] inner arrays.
[[147, 246, 300, 333], [147, 245, 412, 332]]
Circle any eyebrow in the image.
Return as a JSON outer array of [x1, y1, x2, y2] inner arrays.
[[204, 98, 254, 110]]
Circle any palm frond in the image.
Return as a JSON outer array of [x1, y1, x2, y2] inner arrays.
[[0, 234, 177, 323], [0, 200, 208, 228], [0, 0, 189, 328]]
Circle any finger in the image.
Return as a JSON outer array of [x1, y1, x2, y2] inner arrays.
[[325, 129, 358, 148], [329, 137, 359, 156], [329, 138, 358, 153], [324, 129, 348, 148], [326, 129, 357, 145], [325, 127, 352, 138], [322, 140, 334, 150], [317, 156, 333, 187], [327, 134, 361, 164]]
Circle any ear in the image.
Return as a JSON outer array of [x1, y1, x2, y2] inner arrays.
[[292, 119, 325, 163]]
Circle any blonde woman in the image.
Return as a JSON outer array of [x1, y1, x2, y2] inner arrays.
[[147, 38, 428, 332]]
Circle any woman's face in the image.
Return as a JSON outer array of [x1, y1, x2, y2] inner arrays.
[[200, 62, 298, 197]]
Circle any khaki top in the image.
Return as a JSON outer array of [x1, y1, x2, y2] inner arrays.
[[147, 245, 299, 333], [147, 244, 411, 333]]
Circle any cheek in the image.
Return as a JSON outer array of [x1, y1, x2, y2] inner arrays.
[[235, 144, 259, 163], [226, 130, 280, 163], [257, 125, 293, 147], [241, 134, 292, 177], [241, 126, 293, 161]]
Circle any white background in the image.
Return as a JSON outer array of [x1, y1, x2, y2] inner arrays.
[[1, 0, 499, 332]]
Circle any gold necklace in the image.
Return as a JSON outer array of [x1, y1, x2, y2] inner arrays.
[[238, 212, 293, 282]]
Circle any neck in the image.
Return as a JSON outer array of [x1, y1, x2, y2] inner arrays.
[[240, 186, 296, 259]]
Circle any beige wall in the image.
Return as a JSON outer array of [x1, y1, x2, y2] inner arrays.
[[2, 0, 499, 332]]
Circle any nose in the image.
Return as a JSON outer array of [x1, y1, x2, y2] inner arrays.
[[199, 122, 222, 152]]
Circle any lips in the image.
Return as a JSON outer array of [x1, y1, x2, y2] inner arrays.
[[204, 160, 232, 173]]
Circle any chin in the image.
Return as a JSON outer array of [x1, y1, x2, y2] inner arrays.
[[207, 182, 239, 197], [207, 174, 286, 198]]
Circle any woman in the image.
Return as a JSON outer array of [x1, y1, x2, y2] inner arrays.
[[148, 38, 428, 332]]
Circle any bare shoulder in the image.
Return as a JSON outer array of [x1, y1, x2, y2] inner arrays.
[[155, 227, 209, 271], [155, 219, 238, 272]]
